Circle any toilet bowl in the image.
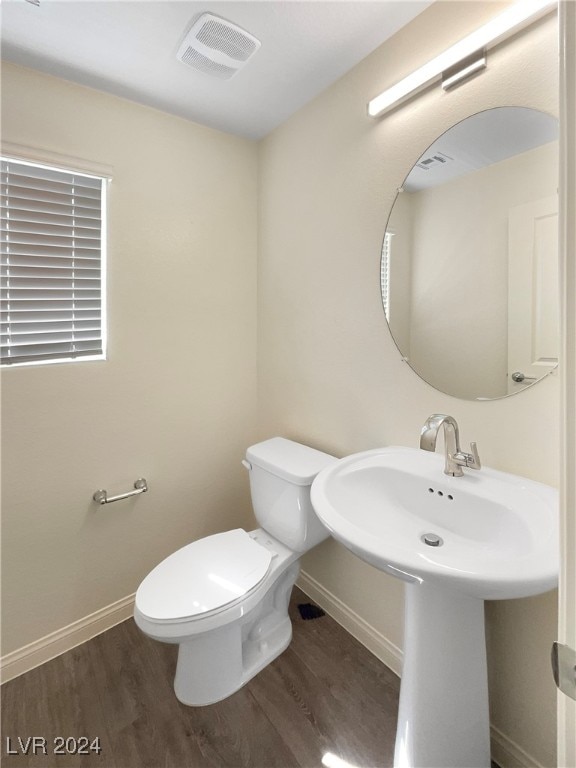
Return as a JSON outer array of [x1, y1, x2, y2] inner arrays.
[[134, 437, 336, 706]]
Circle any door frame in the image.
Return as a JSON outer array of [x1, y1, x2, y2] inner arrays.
[[557, 2, 575, 765]]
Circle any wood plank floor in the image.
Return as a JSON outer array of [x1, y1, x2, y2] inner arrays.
[[1, 588, 400, 768]]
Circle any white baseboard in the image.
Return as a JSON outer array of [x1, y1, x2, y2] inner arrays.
[[297, 569, 403, 677], [490, 725, 547, 768], [1, 593, 135, 684]]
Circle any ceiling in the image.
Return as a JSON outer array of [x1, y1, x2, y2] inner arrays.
[[0, 0, 433, 140]]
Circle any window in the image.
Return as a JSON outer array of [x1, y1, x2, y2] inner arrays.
[[1, 156, 107, 366]]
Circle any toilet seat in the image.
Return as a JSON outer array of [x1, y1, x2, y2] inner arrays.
[[135, 529, 272, 623]]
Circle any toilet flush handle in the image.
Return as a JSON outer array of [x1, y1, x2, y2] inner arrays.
[[241, 459, 252, 471]]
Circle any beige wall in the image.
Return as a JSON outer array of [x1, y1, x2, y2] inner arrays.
[[258, 3, 559, 766], [0, 3, 562, 766], [0, 63, 258, 653]]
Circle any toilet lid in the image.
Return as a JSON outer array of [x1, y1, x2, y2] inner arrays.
[[136, 529, 272, 622]]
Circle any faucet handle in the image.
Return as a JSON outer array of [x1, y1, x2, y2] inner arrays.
[[467, 441, 481, 470], [452, 441, 482, 471]]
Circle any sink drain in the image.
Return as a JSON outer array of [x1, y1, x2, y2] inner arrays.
[[421, 533, 444, 547]]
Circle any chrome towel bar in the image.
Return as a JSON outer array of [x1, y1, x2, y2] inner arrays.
[[93, 478, 148, 505]]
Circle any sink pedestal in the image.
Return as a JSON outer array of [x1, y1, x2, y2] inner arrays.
[[310, 445, 558, 767], [394, 582, 491, 768]]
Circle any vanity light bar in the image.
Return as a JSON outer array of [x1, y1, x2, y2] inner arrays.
[[367, 0, 557, 118]]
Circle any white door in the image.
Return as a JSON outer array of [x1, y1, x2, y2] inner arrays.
[[507, 195, 559, 394]]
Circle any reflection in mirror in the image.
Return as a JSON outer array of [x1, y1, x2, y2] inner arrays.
[[383, 107, 559, 400]]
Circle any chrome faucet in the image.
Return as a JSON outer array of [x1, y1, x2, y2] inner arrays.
[[420, 414, 481, 477]]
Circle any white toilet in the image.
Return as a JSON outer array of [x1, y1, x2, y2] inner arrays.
[[134, 437, 336, 706]]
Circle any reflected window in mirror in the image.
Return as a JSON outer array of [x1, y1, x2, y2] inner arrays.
[[381, 231, 393, 323]]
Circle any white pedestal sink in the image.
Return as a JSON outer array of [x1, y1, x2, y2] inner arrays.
[[311, 446, 558, 768]]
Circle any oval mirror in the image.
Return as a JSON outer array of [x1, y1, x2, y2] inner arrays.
[[382, 107, 559, 400]]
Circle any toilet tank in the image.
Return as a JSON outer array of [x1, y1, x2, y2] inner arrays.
[[245, 437, 337, 553]]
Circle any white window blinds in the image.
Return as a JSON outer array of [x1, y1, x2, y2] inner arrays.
[[1, 157, 106, 366]]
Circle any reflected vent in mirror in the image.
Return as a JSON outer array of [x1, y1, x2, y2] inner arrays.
[[416, 152, 453, 171]]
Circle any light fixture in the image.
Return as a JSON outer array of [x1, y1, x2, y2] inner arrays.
[[441, 50, 487, 90], [367, 0, 557, 118]]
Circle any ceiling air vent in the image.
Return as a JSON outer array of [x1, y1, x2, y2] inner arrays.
[[177, 13, 261, 80], [416, 152, 453, 171]]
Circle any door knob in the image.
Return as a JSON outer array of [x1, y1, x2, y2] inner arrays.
[[511, 371, 537, 383]]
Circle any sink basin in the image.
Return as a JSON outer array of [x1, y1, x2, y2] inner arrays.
[[311, 444, 558, 768], [311, 445, 558, 600]]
